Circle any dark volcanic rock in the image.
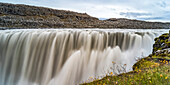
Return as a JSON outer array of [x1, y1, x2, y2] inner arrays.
[[153, 31, 170, 54], [0, 2, 170, 29]]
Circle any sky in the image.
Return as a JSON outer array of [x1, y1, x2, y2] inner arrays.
[[1, 0, 170, 22]]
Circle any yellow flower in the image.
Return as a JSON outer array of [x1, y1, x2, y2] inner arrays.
[[112, 61, 115, 63], [110, 72, 113, 75], [165, 77, 168, 79], [103, 83, 105, 85], [116, 81, 118, 84], [160, 74, 163, 77], [89, 76, 93, 79]]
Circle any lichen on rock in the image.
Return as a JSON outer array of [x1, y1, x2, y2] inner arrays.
[[153, 31, 170, 54]]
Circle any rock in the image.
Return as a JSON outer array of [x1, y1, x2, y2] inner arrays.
[[169, 31, 170, 41], [153, 32, 170, 54]]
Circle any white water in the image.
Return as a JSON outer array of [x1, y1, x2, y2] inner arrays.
[[0, 29, 168, 85]]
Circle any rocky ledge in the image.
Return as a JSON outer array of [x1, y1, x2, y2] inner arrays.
[[0, 2, 170, 29], [151, 31, 170, 60]]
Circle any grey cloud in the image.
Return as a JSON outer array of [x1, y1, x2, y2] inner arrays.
[[119, 12, 151, 18], [141, 17, 170, 20], [156, 1, 167, 8], [137, 15, 170, 22]]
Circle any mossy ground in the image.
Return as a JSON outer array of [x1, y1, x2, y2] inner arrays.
[[82, 57, 170, 85]]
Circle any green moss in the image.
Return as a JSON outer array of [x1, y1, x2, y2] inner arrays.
[[82, 63, 170, 85], [152, 57, 170, 60], [159, 34, 169, 40], [154, 37, 159, 41], [153, 47, 159, 52], [152, 50, 170, 59], [165, 41, 170, 46], [165, 39, 168, 43], [159, 54, 167, 56], [158, 48, 162, 50], [160, 40, 164, 43], [162, 33, 169, 36], [133, 58, 157, 71], [168, 54, 170, 58]]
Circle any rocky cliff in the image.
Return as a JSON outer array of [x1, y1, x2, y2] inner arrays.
[[0, 2, 170, 29]]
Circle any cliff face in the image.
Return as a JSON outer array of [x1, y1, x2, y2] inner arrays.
[[0, 3, 98, 20], [0, 2, 170, 29]]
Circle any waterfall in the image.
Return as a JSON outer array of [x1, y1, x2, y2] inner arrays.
[[0, 29, 157, 85]]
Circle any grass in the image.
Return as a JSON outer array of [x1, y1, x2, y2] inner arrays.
[[82, 57, 170, 85]]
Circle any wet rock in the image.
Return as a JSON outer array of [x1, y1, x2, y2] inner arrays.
[[153, 32, 170, 54]]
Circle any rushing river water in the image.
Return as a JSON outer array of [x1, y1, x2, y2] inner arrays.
[[0, 29, 169, 85]]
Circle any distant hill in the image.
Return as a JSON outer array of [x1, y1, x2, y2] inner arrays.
[[0, 2, 170, 29]]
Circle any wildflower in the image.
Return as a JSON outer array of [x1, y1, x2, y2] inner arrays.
[[149, 81, 151, 83], [103, 83, 105, 85], [110, 72, 113, 75], [116, 81, 118, 84], [165, 77, 168, 79], [160, 74, 163, 77], [89, 76, 93, 79], [112, 61, 115, 64], [151, 65, 154, 67]]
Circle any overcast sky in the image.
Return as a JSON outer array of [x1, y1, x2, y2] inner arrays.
[[1, 0, 170, 22]]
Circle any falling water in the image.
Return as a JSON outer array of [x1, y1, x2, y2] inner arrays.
[[0, 29, 167, 85]]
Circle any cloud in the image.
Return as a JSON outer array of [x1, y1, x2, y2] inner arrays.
[[0, 0, 170, 22], [156, 1, 167, 8], [119, 12, 151, 18]]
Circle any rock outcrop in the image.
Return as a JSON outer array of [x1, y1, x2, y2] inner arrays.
[[0, 2, 170, 29], [153, 32, 170, 53], [152, 31, 170, 59]]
